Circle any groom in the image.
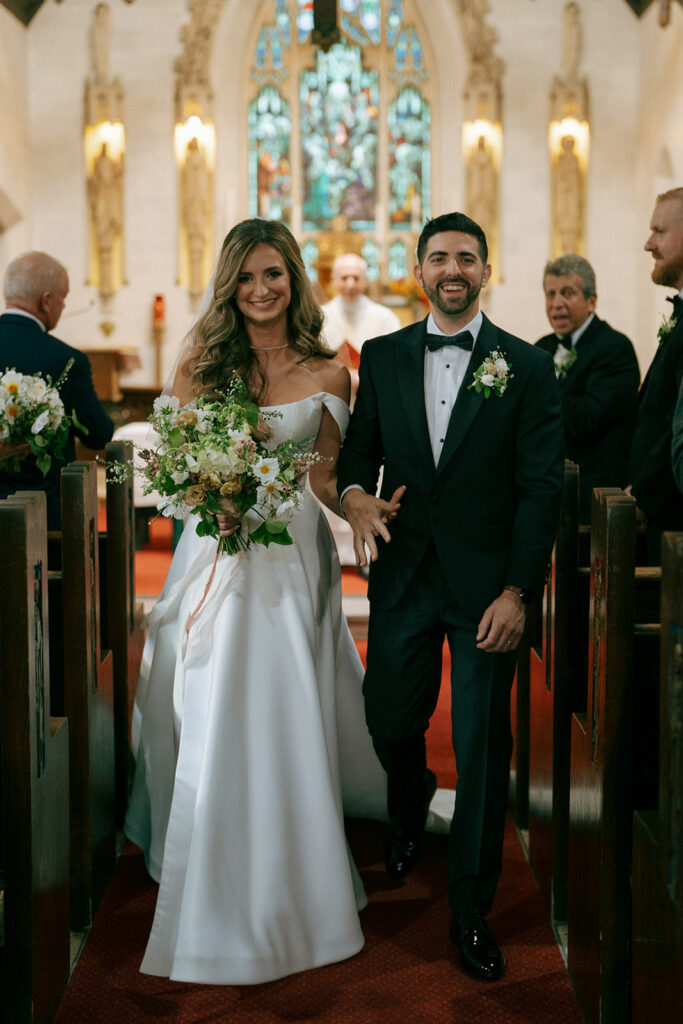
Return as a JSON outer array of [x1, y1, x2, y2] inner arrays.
[[337, 212, 564, 981]]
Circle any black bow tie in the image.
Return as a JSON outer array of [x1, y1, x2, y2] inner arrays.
[[425, 330, 473, 353], [556, 334, 573, 347], [667, 294, 683, 319]]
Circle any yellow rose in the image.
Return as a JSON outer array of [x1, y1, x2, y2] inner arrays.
[[184, 485, 208, 507], [199, 471, 222, 490], [176, 409, 198, 428], [220, 477, 243, 497]]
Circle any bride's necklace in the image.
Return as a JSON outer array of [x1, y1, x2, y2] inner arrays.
[[251, 343, 289, 351]]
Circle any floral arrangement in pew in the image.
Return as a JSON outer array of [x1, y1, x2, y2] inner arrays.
[[106, 376, 328, 555], [0, 359, 83, 473]]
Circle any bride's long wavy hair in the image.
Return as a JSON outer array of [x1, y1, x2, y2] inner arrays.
[[186, 219, 332, 400]]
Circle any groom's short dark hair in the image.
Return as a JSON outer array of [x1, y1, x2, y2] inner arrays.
[[417, 213, 488, 266]]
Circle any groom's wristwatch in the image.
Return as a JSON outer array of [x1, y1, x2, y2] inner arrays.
[[503, 585, 534, 605]]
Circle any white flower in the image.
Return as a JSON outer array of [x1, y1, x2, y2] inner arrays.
[[276, 493, 305, 520], [156, 494, 190, 519], [31, 410, 50, 434], [195, 408, 211, 433], [0, 424, 9, 440], [153, 394, 180, 414], [171, 468, 190, 484], [252, 456, 279, 483], [553, 343, 577, 378], [468, 349, 513, 399], [256, 481, 283, 507], [185, 453, 199, 470], [1, 370, 23, 394], [228, 427, 251, 444]]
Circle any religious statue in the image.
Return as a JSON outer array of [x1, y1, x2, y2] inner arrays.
[[554, 134, 582, 254], [467, 134, 496, 240], [88, 141, 124, 300], [181, 137, 210, 302]]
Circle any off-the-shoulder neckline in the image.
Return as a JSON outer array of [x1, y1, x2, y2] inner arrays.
[[260, 391, 347, 410]]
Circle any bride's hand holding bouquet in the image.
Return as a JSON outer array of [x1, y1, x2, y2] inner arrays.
[[111, 375, 327, 555]]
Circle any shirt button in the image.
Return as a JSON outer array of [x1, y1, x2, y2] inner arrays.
[[441, 400, 446, 405], [439, 438, 444, 443], [446, 364, 450, 368]]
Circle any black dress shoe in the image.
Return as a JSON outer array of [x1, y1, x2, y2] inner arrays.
[[450, 912, 505, 981], [385, 769, 437, 881]]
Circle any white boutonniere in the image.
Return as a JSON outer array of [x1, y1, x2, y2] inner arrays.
[[553, 343, 577, 378], [658, 313, 677, 345], [468, 350, 513, 398]]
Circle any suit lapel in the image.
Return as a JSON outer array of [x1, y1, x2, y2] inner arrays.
[[396, 319, 434, 467], [435, 314, 499, 478]]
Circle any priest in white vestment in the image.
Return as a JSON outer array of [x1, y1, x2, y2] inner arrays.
[[322, 254, 401, 565]]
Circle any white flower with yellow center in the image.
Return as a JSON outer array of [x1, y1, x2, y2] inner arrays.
[[256, 481, 282, 507], [252, 456, 279, 484]]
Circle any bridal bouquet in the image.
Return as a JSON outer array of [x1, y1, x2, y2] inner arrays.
[[112, 376, 326, 555], [0, 359, 81, 474]]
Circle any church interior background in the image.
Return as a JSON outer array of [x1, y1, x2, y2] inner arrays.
[[0, 0, 682, 400]]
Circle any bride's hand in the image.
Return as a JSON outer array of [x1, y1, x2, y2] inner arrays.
[[216, 512, 241, 537]]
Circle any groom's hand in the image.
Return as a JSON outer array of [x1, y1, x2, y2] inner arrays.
[[476, 589, 526, 654], [341, 485, 406, 566]]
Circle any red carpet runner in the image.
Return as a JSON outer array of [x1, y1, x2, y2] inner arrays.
[[54, 526, 584, 1023]]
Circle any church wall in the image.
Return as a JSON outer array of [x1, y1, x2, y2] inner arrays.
[[485, 0, 642, 354], [0, 6, 30, 268], [25, 0, 192, 388], [633, 3, 683, 372], [1, 0, 681, 390]]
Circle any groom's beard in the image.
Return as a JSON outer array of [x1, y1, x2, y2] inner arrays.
[[423, 276, 483, 318]]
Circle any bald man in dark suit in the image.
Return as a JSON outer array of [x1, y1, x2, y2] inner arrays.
[[0, 251, 113, 527]]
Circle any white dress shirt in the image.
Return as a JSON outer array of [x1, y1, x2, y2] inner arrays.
[[4, 306, 46, 331], [555, 311, 594, 348], [424, 310, 483, 465]]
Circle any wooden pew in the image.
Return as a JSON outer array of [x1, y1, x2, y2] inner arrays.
[[0, 492, 70, 1024], [567, 488, 661, 1024], [48, 461, 116, 930], [526, 461, 589, 925], [102, 440, 146, 826], [631, 531, 683, 1024]]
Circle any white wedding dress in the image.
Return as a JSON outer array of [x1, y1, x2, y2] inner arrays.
[[125, 391, 452, 985]]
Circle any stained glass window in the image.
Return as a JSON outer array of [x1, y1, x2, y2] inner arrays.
[[300, 239, 319, 281], [388, 238, 409, 280], [340, 0, 382, 46], [248, 86, 292, 222], [300, 44, 379, 231], [388, 87, 430, 231], [297, 0, 313, 44], [361, 238, 380, 281], [250, 1, 432, 285]]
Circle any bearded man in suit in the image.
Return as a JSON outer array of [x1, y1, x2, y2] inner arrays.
[[337, 212, 564, 981], [536, 254, 640, 523], [0, 251, 114, 527], [627, 187, 683, 563]]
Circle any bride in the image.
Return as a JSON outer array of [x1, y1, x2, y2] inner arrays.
[[124, 218, 410, 985]]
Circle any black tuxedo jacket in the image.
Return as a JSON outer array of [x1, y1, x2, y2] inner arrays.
[[337, 314, 565, 618], [629, 310, 683, 532], [0, 313, 114, 528], [536, 315, 640, 520]]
